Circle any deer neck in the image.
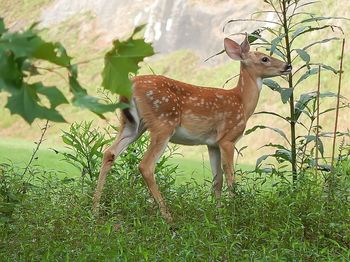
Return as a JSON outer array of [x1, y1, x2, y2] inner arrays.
[[235, 63, 262, 119]]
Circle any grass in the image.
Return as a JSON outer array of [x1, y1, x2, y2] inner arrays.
[[1, 126, 349, 261], [0, 137, 78, 178], [0, 136, 251, 185], [1, 157, 349, 261]]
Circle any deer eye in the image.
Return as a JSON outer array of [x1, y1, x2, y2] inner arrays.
[[261, 57, 269, 63]]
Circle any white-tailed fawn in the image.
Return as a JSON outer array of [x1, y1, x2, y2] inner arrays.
[[93, 35, 292, 223]]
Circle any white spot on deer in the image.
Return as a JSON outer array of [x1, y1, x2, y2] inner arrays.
[[215, 94, 223, 99], [146, 90, 154, 97], [189, 97, 198, 101]]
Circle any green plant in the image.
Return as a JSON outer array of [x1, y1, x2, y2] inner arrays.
[[0, 18, 153, 124], [1, 160, 350, 261], [59, 121, 179, 213], [60, 121, 112, 183], [224, 0, 349, 182], [0, 163, 26, 223]]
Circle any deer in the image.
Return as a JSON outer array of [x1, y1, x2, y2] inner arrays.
[[92, 35, 292, 223]]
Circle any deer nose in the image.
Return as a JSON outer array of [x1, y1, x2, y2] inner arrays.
[[286, 64, 292, 71]]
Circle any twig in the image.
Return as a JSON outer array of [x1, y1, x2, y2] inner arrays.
[[23, 120, 50, 177], [331, 38, 345, 169], [315, 65, 321, 176]]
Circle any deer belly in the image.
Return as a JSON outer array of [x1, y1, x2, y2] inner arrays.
[[170, 127, 216, 146]]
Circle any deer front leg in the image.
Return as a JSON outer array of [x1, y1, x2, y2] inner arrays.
[[138, 132, 172, 223], [219, 141, 235, 192], [207, 146, 223, 199]]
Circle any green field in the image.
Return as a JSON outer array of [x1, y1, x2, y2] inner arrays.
[[0, 137, 251, 185]]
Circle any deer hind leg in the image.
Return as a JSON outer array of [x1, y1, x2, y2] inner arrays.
[[138, 130, 173, 223], [207, 146, 223, 199], [219, 141, 235, 192], [93, 121, 145, 214]]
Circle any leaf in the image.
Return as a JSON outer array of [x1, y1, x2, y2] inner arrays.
[[291, 25, 343, 42], [223, 18, 280, 32], [130, 24, 147, 38], [5, 83, 66, 124], [295, 49, 310, 65], [265, 47, 286, 60], [300, 16, 350, 24], [0, 17, 6, 35], [32, 41, 71, 67], [256, 154, 270, 168], [248, 29, 262, 43], [62, 135, 74, 146], [1, 28, 71, 67], [303, 37, 339, 51], [259, 143, 288, 151], [254, 111, 288, 122], [0, 50, 23, 91], [295, 67, 319, 86], [279, 88, 294, 104], [72, 94, 127, 117], [263, 78, 280, 90], [245, 125, 290, 145], [263, 79, 293, 103], [295, 93, 315, 121], [292, 26, 309, 39], [34, 82, 69, 108], [321, 64, 338, 74], [0, 30, 40, 58], [270, 34, 286, 56], [274, 149, 292, 163], [301, 135, 324, 156], [102, 29, 154, 98], [68, 73, 126, 117]]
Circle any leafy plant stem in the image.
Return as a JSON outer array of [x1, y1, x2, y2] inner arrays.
[[23, 120, 49, 179], [315, 65, 321, 176], [331, 38, 346, 169], [281, 0, 297, 182], [299, 113, 315, 171]]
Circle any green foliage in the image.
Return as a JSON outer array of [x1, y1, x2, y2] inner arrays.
[[59, 121, 177, 202], [60, 121, 112, 182], [102, 25, 155, 99], [0, 163, 27, 223], [0, 18, 153, 123], [224, 0, 349, 180], [1, 160, 350, 260]]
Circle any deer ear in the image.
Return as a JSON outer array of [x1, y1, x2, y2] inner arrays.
[[224, 38, 243, 61], [240, 33, 250, 54]]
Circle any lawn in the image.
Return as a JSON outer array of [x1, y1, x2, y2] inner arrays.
[[0, 137, 250, 185]]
